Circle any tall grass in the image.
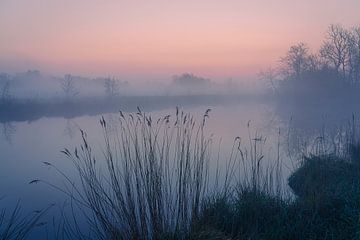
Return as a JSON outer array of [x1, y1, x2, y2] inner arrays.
[[190, 125, 287, 240], [44, 109, 360, 240], [0, 201, 48, 240], [36, 108, 290, 240], [45, 108, 217, 239], [289, 114, 360, 161]]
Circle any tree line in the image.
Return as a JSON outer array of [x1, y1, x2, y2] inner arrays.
[[0, 72, 125, 105], [264, 24, 360, 93]]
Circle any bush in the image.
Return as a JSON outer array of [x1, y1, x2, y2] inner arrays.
[[288, 155, 360, 240]]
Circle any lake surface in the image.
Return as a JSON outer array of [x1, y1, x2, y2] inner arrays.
[[1, 99, 359, 239]]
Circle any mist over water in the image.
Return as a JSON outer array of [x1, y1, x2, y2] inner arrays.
[[2, 57, 360, 238], [1, 0, 360, 238], [1, 78, 360, 236]]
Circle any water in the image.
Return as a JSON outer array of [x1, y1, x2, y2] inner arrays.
[[0, 100, 359, 239]]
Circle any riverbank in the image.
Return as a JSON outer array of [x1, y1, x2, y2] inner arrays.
[[189, 150, 360, 240], [0, 94, 267, 123]]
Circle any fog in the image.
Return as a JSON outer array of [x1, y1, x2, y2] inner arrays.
[[2, 1, 360, 238], [1, 24, 360, 132], [0, 70, 263, 98]]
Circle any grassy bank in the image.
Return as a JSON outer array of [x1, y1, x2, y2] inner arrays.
[[190, 152, 360, 240], [188, 128, 360, 240]]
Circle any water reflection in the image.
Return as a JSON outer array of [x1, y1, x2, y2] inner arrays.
[[63, 119, 80, 139], [1, 122, 16, 144], [276, 103, 360, 161], [1, 101, 360, 240]]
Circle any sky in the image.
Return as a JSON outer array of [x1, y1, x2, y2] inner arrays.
[[1, 0, 360, 81]]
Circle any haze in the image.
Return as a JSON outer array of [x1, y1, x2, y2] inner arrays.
[[1, 0, 360, 80]]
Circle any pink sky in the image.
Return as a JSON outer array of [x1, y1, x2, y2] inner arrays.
[[1, 0, 360, 81]]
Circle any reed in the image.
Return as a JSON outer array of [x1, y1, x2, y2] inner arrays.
[[45, 108, 215, 239], [0, 201, 48, 240]]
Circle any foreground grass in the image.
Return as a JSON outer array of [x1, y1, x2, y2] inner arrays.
[[28, 110, 360, 239]]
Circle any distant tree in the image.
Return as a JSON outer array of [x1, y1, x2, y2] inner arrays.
[[268, 24, 360, 98], [320, 24, 350, 79], [172, 73, 211, 95], [172, 73, 210, 86], [307, 54, 323, 72], [25, 70, 41, 78], [280, 43, 311, 80], [104, 77, 119, 98], [259, 67, 280, 95], [61, 74, 79, 99], [347, 26, 360, 85]]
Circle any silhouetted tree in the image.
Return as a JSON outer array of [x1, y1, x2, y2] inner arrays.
[[24, 70, 41, 78], [347, 26, 360, 85], [61, 74, 79, 99], [259, 67, 280, 95], [172, 73, 210, 86], [320, 24, 350, 79], [280, 43, 311, 80], [307, 54, 323, 72], [172, 73, 211, 95], [269, 24, 360, 99]]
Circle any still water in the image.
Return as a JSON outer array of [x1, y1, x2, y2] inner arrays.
[[0, 100, 358, 239]]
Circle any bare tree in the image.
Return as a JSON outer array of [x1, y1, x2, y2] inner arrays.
[[320, 24, 350, 79], [61, 74, 79, 99], [259, 67, 280, 95], [307, 54, 323, 72], [172, 73, 210, 86], [347, 26, 360, 85], [280, 42, 311, 80], [104, 77, 119, 98]]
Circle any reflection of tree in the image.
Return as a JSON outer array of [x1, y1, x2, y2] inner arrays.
[[63, 119, 80, 139], [2, 122, 16, 144], [103, 114, 118, 135], [283, 116, 360, 160]]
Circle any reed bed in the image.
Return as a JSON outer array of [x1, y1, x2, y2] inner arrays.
[[38, 108, 285, 240], [43, 108, 219, 239], [37, 109, 360, 240]]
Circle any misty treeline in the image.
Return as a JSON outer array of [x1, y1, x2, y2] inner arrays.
[[0, 70, 251, 104], [60, 74, 122, 99], [0, 71, 129, 103], [172, 73, 211, 86], [263, 24, 360, 98]]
